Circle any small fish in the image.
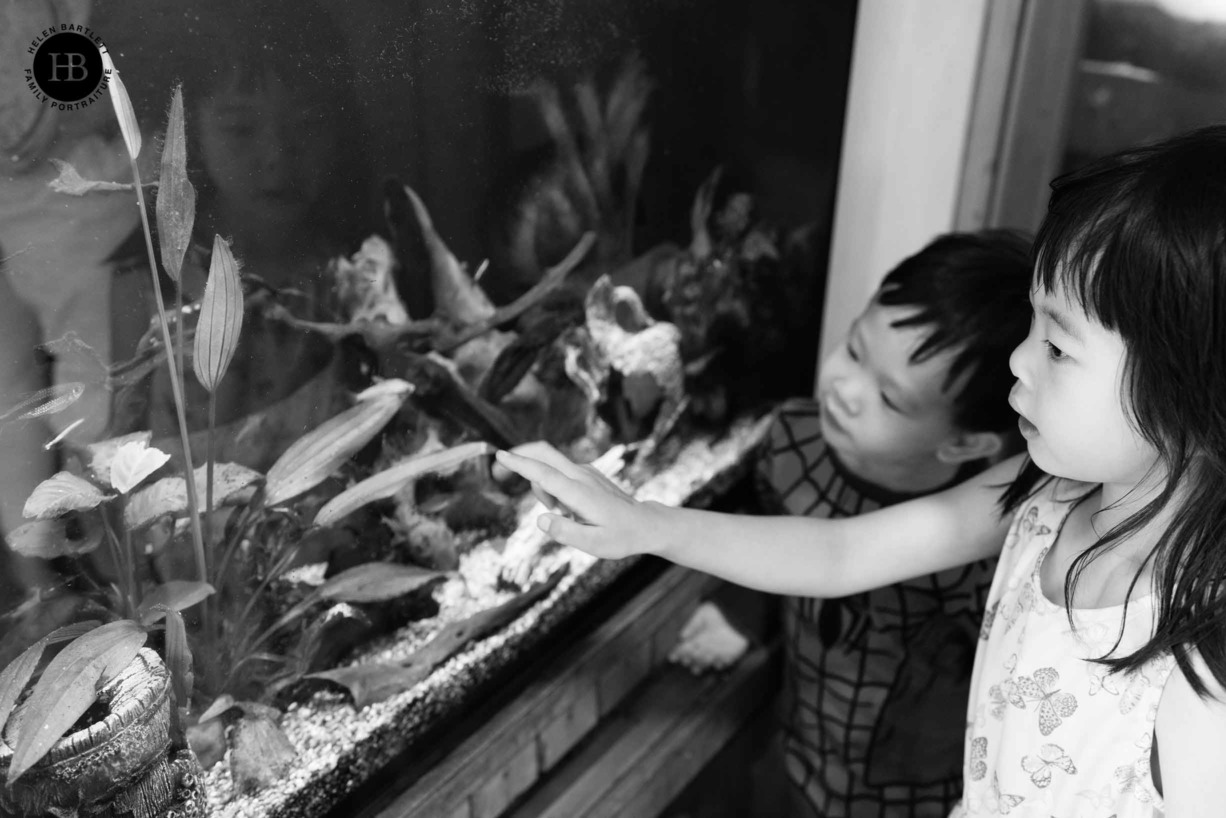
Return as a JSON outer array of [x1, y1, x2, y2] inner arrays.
[[234, 413, 266, 445], [43, 417, 86, 450], [473, 258, 490, 283], [0, 383, 86, 422]]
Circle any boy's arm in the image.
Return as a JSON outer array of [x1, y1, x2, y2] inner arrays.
[[495, 449, 1024, 598]]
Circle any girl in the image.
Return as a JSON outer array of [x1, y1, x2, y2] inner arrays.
[[495, 125, 1226, 817]]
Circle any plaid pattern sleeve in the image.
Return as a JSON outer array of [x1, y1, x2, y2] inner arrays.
[[758, 400, 996, 818]]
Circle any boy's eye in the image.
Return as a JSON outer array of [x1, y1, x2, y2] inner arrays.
[[1044, 340, 1066, 362], [881, 392, 900, 412], [846, 339, 859, 362]]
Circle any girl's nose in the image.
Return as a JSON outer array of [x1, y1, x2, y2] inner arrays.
[[1008, 338, 1029, 383]]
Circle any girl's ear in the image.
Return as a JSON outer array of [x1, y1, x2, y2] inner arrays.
[[936, 430, 1005, 465]]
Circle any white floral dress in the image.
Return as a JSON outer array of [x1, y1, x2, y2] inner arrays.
[[951, 480, 1176, 818]]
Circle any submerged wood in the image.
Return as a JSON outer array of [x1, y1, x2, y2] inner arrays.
[[0, 648, 204, 817]]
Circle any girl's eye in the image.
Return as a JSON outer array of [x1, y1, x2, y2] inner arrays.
[[881, 392, 900, 412], [1044, 340, 1066, 361], [846, 339, 859, 362]]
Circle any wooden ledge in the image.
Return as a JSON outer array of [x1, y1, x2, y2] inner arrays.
[[508, 642, 779, 818]]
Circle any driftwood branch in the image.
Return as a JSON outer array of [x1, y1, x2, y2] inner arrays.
[[436, 231, 595, 353], [264, 232, 594, 355]]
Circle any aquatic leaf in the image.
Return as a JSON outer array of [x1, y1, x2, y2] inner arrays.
[[22, 472, 109, 520], [197, 694, 236, 725], [228, 712, 296, 795], [0, 622, 100, 734], [304, 663, 431, 709], [137, 582, 215, 626], [263, 392, 408, 507], [85, 432, 153, 483], [156, 87, 197, 283], [7, 513, 105, 559], [6, 620, 146, 785], [196, 461, 260, 501], [314, 442, 494, 527], [123, 463, 259, 528], [123, 478, 182, 531], [47, 158, 133, 196], [399, 184, 496, 325], [354, 378, 414, 402], [110, 441, 171, 493], [318, 563, 443, 604], [194, 235, 244, 392], [102, 51, 141, 160], [305, 568, 565, 707], [162, 608, 193, 707]]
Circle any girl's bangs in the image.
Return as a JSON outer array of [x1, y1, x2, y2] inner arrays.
[[1033, 179, 1149, 332]]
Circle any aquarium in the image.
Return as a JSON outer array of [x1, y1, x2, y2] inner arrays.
[[0, 1, 855, 815]]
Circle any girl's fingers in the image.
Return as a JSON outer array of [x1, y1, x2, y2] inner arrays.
[[508, 442, 589, 481], [536, 513, 607, 555], [531, 485, 566, 514], [497, 451, 582, 502], [500, 451, 616, 522]]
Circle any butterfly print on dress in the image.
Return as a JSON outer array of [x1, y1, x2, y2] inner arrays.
[[991, 667, 1078, 736], [1021, 743, 1077, 788]]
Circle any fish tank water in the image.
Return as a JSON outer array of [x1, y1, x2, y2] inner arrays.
[[0, 1, 855, 815]]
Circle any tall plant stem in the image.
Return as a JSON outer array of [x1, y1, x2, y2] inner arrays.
[[204, 394, 216, 577], [123, 527, 140, 610], [176, 286, 187, 489], [128, 159, 208, 590], [102, 512, 135, 619]]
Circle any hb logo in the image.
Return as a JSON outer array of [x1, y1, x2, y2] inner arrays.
[[48, 52, 90, 82], [31, 32, 104, 102]]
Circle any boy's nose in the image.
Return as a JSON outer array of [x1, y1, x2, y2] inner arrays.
[[830, 378, 861, 416]]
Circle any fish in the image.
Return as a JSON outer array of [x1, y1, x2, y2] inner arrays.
[[43, 418, 86, 450], [0, 383, 86, 423]]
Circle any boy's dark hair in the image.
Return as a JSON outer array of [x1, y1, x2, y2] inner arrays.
[[1000, 125, 1226, 698], [875, 229, 1033, 434]]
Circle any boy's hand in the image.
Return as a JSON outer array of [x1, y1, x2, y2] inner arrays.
[[494, 446, 667, 560], [669, 602, 749, 674]]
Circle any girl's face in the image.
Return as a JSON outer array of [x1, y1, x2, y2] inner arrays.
[[1008, 281, 1159, 486], [196, 70, 338, 237]]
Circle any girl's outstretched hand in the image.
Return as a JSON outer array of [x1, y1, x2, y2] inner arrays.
[[494, 445, 668, 560]]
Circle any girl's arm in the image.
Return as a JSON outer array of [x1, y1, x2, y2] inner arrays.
[[495, 448, 1025, 598], [1154, 656, 1226, 816]]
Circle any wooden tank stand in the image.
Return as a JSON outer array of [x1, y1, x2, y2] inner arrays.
[[365, 564, 779, 818]]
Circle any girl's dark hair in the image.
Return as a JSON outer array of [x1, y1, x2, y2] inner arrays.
[[1001, 125, 1226, 697], [877, 229, 1033, 435]]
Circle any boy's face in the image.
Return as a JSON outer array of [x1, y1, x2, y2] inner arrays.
[[816, 300, 972, 479]]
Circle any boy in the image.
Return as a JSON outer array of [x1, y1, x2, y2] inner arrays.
[[670, 230, 1033, 817]]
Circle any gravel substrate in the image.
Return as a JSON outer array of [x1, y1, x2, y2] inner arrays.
[[204, 416, 771, 818]]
